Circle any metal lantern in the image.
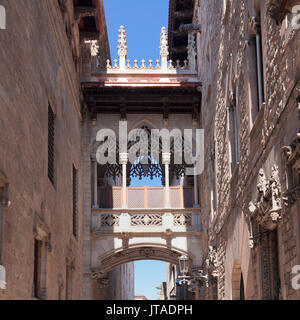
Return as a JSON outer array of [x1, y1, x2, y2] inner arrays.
[[179, 255, 189, 276]]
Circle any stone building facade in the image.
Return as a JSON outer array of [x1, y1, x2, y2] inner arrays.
[[0, 0, 84, 300], [0, 0, 134, 300], [1, 0, 299, 301], [196, 0, 300, 300]]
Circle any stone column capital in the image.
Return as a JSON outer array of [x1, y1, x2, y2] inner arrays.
[[162, 152, 171, 165], [119, 152, 129, 165]]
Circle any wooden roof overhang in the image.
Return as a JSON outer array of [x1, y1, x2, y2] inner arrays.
[[168, 0, 195, 62], [82, 83, 201, 117], [74, 0, 110, 58]]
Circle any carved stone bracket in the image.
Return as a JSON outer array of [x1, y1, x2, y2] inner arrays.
[[98, 278, 109, 288], [91, 269, 106, 280], [248, 165, 282, 230]]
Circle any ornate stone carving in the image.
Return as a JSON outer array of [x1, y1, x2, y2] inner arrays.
[[98, 27, 198, 75], [140, 248, 155, 258], [248, 165, 282, 230], [173, 213, 192, 226], [131, 214, 162, 226], [257, 169, 269, 199], [129, 162, 163, 180], [98, 278, 109, 288], [91, 269, 106, 280], [90, 40, 99, 57], [121, 232, 130, 249], [160, 27, 169, 60], [187, 33, 197, 71], [205, 246, 219, 279], [270, 165, 282, 221], [101, 214, 120, 227], [118, 26, 127, 58]]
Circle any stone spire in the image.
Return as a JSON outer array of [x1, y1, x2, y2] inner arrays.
[[160, 27, 169, 71], [118, 25, 127, 70], [187, 33, 197, 71]]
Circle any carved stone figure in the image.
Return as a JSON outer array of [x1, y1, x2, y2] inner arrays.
[[248, 165, 282, 231], [257, 168, 269, 201], [270, 165, 282, 221]]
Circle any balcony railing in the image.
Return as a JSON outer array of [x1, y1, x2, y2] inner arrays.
[[95, 186, 194, 209]]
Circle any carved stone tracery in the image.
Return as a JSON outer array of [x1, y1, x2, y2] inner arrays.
[[173, 213, 192, 226], [101, 214, 120, 227], [131, 214, 163, 226]]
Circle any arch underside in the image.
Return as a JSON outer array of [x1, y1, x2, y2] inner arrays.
[[99, 244, 192, 274]]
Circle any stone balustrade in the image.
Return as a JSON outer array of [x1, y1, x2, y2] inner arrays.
[[91, 208, 201, 234]]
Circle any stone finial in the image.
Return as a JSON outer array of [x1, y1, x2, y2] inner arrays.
[[187, 33, 197, 71], [106, 59, 111, 69], [118, 26, 127, 57], [168, 60, 175, 70], [133, 60, 139, 69], [118, 26, 127, 69], [160, 27, 169, 70]]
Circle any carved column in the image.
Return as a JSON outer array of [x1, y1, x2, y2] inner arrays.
[[163, 153, 171, 208], [92, 159, 99, 209], [120, 153, 128, 208]]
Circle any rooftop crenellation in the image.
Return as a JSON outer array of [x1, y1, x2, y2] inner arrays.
[[89, 26, 198, 75]]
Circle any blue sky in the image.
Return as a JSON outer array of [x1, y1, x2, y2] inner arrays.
[[103, 0, 169, 300], [134, 260, 167, 300], [103, 0, 169, 62]]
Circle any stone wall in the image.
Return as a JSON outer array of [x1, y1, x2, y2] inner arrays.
[[0, 0, 83, 300], [197, 0, 300, 300]]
